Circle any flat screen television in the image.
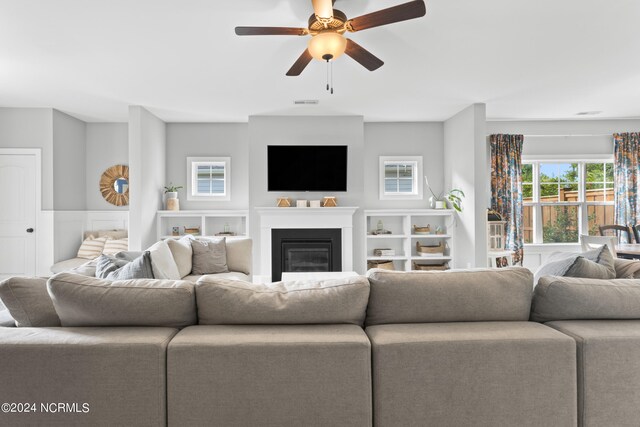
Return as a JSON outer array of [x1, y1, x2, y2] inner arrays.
[[268, 145, 348, 192]]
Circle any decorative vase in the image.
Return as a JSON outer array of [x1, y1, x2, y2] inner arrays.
[[428, 196, 436, 209], [435, 200, 446, 209], [165, 192, 179, 210]]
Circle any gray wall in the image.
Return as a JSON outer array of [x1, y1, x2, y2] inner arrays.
[[165, 123, 249, 210], [444, 104, 488, 268], [129, 106, 166, 250], [86, 123, 129, 210], [0, 108, 54, 210], [52, 110, 86, 210], [363, 122, 444, 209], [248, 115, 365, 274]]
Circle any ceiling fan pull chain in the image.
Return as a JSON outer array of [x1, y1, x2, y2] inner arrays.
[[326, 59, 330, 91], [330, 61, 334, 94]]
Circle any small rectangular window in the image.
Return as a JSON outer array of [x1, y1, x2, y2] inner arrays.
[[379, 156, 423, 200], [187, 157, 231, 201]]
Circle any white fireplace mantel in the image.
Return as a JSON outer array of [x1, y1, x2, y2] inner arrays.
[[255, 207, 358, 280]]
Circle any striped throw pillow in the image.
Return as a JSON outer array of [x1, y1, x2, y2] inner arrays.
[[102, 238, 129, 256], [77, 236, 108, 260]]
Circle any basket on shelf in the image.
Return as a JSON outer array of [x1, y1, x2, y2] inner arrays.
[[184, 226, 201, 235], [413, 224, 431, 234], [416, 241, 445, 257], [373, 248, 395, 257], [367, 260, 395, 270], [412, 261, 449, 271]]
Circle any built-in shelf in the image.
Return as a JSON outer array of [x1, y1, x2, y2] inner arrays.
[[156, 210, 249, 241], [364, 209, 456, 272]]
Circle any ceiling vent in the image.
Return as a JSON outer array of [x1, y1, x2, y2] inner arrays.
[[294, 100, 320, 105], [576, 111, 602, 116]]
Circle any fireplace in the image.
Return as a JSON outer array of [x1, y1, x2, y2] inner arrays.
[[271, 229, 342, 281]]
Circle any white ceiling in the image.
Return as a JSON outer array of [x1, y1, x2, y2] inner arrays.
[[1, 0, 640, 122]]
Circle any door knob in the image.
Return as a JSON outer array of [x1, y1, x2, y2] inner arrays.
[[26, 228, 34, 233]]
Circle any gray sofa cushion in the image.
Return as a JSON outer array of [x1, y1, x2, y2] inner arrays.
[[565, 256, 616, 280], [366, 322, 576, 427], [531, 276, 640, 322], [95, 251, 154, 280], [365, 267, 533, 326], [614, 258, 640, 278], [168, 325, 371, 427], [0, 277, 61, 327], [546, 320, 640, 427], [195, 276, 370, 325], [191, 238, 228, 275], [0, 326, 176, 426], [47, 272, 196, 327]]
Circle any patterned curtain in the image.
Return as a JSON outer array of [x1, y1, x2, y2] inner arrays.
[[490, 134, 524, 265], [614, 132, 640, 232]]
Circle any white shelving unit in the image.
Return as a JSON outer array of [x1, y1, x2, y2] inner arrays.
[[364, 209, 456, 271], [157, 210, 249, 240]]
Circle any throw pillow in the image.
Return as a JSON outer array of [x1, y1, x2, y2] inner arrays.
[[614, 258, 640, 278], [533, 244, 615, 284], [95, 252, 154, 280], [191, 238, 228, 275], [564, 256, 616, 280], [195, 276, 370, 326], [102, 238, 129, 256], [147, 240, 181, 280], [47, 272, 196, 328], [0, 277, 61, 327], [167, 236, 194, 278], [77, 235, 109, 259]]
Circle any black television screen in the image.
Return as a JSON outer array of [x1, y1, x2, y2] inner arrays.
[[268, 145, 348, 192]]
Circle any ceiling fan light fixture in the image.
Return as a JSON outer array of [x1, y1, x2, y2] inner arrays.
[[308, 32, 347, 61]]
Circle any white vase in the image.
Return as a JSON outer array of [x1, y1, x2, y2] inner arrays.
[[165, 192, 178, 210]]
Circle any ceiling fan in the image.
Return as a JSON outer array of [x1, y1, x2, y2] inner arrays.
[[235, 0, 427, 77]]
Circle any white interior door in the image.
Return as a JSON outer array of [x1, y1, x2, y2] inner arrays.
[[0, 153, 37, 278]]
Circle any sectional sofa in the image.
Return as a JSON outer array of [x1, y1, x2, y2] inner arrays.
[[0, 267, 638, 426]]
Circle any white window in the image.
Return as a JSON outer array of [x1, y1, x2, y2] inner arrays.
[[187, 157, 230, 201], [522, 160, 614, 244], [379, 156, 423, 200]]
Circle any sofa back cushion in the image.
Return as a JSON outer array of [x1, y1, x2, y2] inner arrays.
[[147, 240, 181, 280], [225, 238, 252, 275], [195, 276, 370, 326], [167, 236, 194, 278], [531, 276, 640, 322], [47, 272, 196, 327], [0, 277, 61, 327], [365, 267, 533, 326]]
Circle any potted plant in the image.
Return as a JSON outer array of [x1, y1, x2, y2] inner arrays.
[[163, 183, 183, 211], [424, 176, 465, 212]]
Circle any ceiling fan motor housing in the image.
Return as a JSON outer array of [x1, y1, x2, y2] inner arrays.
[[308, 9, 347, 33]]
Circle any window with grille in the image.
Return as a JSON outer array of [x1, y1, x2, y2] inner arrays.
[[187, 157, 230, 201], [379, 156, 423, 200], [522, 160, 614, 244]]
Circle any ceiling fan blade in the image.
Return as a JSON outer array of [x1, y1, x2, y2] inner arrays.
[[312, 0, 333, 20], [346, 0, 426, 32], [345, 39, 384, 71], [235, 26, 308, 36], [286, 49, 313, 76]]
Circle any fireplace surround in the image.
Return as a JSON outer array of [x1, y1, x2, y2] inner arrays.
[[255, 207, 357, 282]]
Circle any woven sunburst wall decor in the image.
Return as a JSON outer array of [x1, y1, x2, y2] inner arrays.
[[100, 164, 129, 206]]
